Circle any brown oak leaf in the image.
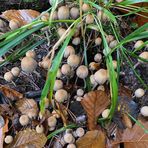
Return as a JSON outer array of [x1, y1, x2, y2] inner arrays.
[[76, 130, 106, 148], [5, 128, 47, 148], [81, 90, 110, 130], [112, 118, 148, 148], [0, 85, 23, 101]]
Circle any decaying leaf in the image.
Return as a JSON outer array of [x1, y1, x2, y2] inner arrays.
[[81, 90, 110, 130], [15, 98, 38, 118], [76, 130, 106, 148], [0, 85, 23, 101], [5, 128, 47, 148], [112, 118, 148, 148], [2, 9, 40, 26]]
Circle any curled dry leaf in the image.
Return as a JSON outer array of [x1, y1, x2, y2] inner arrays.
[[15, 98, 38, 118], [112, 118, 148, 148], [2, 9, 40, 26], [5, 128, 47, 148], [0, 85, 23, 101], [76, 130, 106, 148], [81, 90, 110, 130]]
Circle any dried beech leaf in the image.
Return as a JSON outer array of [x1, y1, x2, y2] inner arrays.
[[2, 9, 40, 26], [112, 118, 148, 148], [119, 85, 132, 98], [15, 98, 38, 117], [81, 90, 110, 130], [0, 85, 23, 101], [6, 128, 47, 148], [76, 130, 106, 148]]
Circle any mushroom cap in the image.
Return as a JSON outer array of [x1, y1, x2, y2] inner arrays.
[[61, 64, 71, 75], [97, 10, 108, 21], [85, 14, 94, 24], [19, 115, 29, 126], [134, 40, 144, 49], [106, 35, 114, 43], [94, 53, 102, 62], [58, 6, 70, 20], [4, 71, 14, 82], [77, 89, 84, 97], [9, 19, 20, 30], [51, 11, 58, 20], [64, 46, 75, 58], [4, 135, 13, 144], [47, 116, 57, 127], [76, 65, 89, 79], [95, 37, 102, 46], [109, 40, 118, 48], [70, 7, 79, 19], [102, 109, 110, 118], [94, 69, 108, 84], [67, 144, 76, 148], [138, 51, 148, 62], [90, 74, 97, 85], [140, 106, 148, 117], [11, 67, 20, 77], [39, 58, 51, 69], [21, 57, 37, 73], [76, 96, 83, 102], [75, 127, 85, 137], [112, 60, 117, 69], [26, 50, 36, 59], [52, 110, 60, 118], [67, 54, 80, 67], [72, 37, 80, 45], [54, 80, 63, 91], [64, 133, 75, 144], [58, 27, 66, 37], [134, 88, 145, 98], [82, 3, 90, 12], [89, 62, 100, 71], [97, 85, 105, 91], [36, 125, 44, 133], [55, 89, 68, 103]]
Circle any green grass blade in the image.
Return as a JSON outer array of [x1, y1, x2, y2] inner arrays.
[[116, 0, 148, 5]]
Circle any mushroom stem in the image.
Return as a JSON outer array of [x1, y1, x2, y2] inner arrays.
[[134, 62, 140, 69]]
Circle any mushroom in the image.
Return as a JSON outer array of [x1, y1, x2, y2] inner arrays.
[[95, 37, 102, 46], [97, 85, 105, 91], [26, 50, 36, 59], [61, 64, 71, 76], [109, 40, 118, 48], [94, 69, 108, 84], [58, 27, 66, 37], [140, 106, 148, 117], [72, 37, 80, 45], [41, 13, 49, 21], [75, 127, 85, 137], [63, 133, 75, 144], [76, 65, 89, 79], [4, 71, 14, 82], [47, 116, 57, 127], [82, 3, 90, 12], [55, 89, 68, 103], [64, 46, 75, 58], [58, 6, 70, 20], [112, 60, 117, 69], [138, 51, 148, 62], [89, 62, 100, 71], [106, 35, 114, 43], [77, 89, 84, 97], [134, 88, 145, 98], [39, 57, 51, 69], [97, 10, 109, 21], [134, 40, 144, 49], [9, 19, 20, 30], [67, 54, 80, 68], [70, 7, 79, 19], [52, 110, 60, 118], [76, 96, 83, 102], [51, 11, 58, 20], [57, 69, 62, 78], [102, 109, 110, 118], [19, 115, 29, 126], [85, 14, 94, 24], [67, 144, 76, 148], [94, 53, 102, 62], [4, 135, 13, 144], [11, 67, 20, 77], [36, 125, 44, 133], [90, 75, 97, 86], [54, 80, 63, 91], [21, 57, 37, 73]]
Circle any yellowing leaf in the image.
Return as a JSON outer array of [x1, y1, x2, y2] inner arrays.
[[76, 130, 106, 148]]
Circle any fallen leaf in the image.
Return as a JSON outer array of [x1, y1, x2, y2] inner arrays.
[[76, 130, 106, 148], [112, 118, 148, 148], [0, 85, 23, 101], [5, 128, 47, 148], [15, 98, 38, 118], [81, 90, 110, 130], [2, 9, 40, 26]]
